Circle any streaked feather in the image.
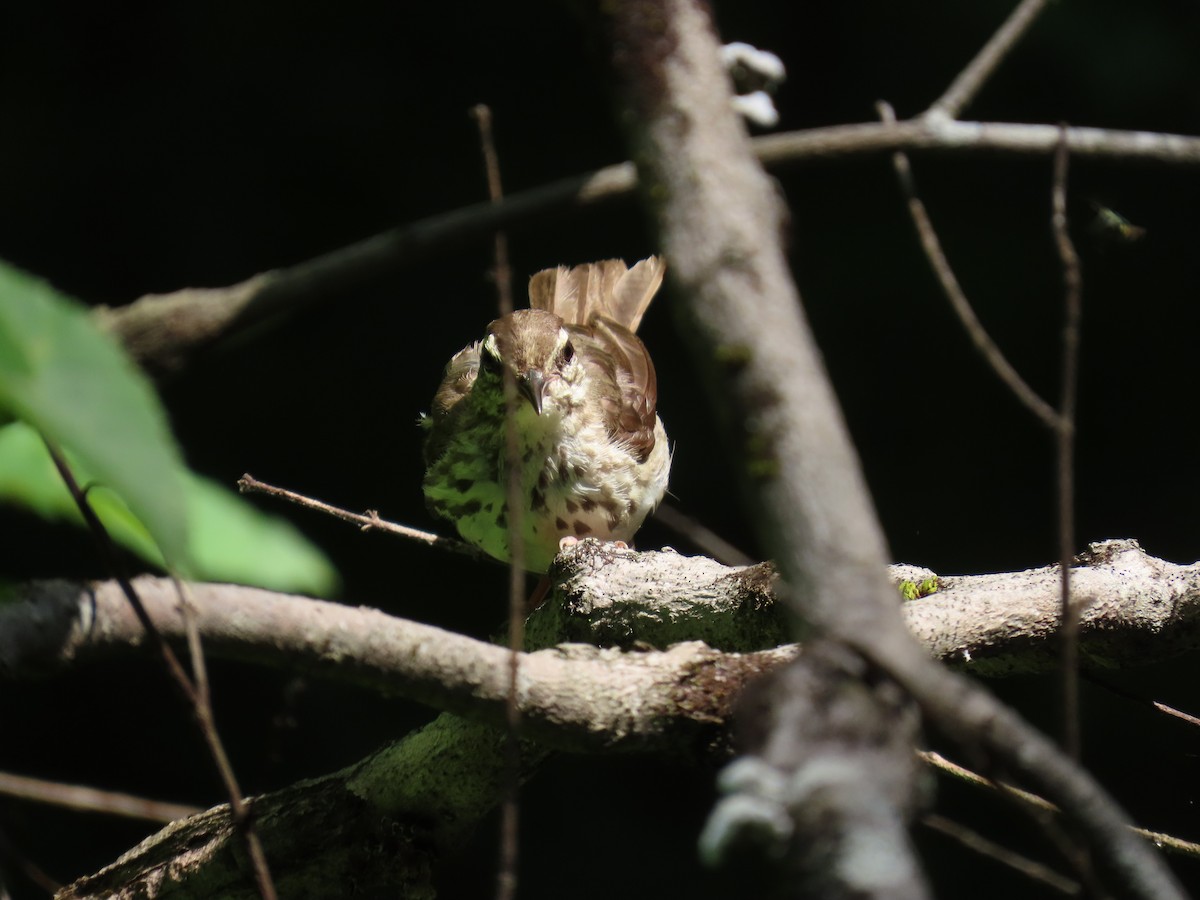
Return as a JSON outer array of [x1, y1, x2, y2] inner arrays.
[[528, 256, 664, 333]]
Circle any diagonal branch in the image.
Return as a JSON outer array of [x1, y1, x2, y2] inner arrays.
[[42, 442, 278, 900], [96, 121, 1200, 376], [873, 103, 1060, 432], [879, 101, 1059, 428], [927, 0, 1053, 120], [598, 2, 1185, 897]]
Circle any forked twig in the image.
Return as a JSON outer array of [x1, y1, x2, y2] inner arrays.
[[878, 100, 1059, 428], [927, 0, 1054, 120]]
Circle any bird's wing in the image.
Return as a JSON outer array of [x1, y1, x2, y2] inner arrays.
[[422, 341, 480, 463], [571, 317, 659, 463]]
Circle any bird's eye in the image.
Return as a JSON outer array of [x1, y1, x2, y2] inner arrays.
[[561, 341, 575, 364]]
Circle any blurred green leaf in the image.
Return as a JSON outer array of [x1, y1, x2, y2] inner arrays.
[[0, 421, 339, 595], [0, 262, 191, 572]]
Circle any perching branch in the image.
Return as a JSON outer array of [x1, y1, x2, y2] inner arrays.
[[4, 538, 1198, 896], [5, 540, 1198, 689]]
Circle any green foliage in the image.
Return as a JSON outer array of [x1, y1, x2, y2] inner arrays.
[[0, 262, 338, 596], [0, 262, 190, 570]]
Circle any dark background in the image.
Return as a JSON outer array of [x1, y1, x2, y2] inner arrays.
[[2, 1, 1199, 897]]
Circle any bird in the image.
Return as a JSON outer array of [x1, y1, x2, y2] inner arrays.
[[421, 256, 670, 573]]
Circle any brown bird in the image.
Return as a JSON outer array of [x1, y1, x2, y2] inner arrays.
[[421, 257, 670, 572]]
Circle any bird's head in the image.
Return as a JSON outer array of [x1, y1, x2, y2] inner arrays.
[[481, 309, 577, 415]]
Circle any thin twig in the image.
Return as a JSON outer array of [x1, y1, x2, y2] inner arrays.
[[168, 576, 276, 892], [921, 813, 1080, 896], [921, 751, 1200, 860], [927, 0, 1053, 120], [1152, 700, 1200, 728], [652, 502, 755, 567], [470, 102, 523, 900], [1052, 127, 1083, 761], [44, 442, 277, 900], [0, 771, 202, 824], [471, 105, 515, 318], [754, 119, 1200, 167], [0, 825, 60, 894], [878, 101, 1060, 429], [1082, 672, 1200, 729], [652, 504, 753, 566], [237, 473, 492, 563]]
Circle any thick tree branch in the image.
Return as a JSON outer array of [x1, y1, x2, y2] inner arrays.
[[5, 538, 1196, 896], [34, 575, 780, 898], [0, 567, 784, 754], [56, 714, 548, 900], [8, 540, 1196, 692], [599, 1, 1184, 898], [603, 2, 922, 895]]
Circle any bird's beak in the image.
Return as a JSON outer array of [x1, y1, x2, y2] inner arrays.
[[518, 371, 547, 415]]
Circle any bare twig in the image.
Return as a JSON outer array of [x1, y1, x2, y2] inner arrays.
[[927, 0, 1053, 121], [0, 771, 202, 824], [1082, 672, 1200, 729], [470, 101, 523, 900], [921, 751, 1200, 860], [753, 118, 1200, 168], [879, 101, 1059, 428], [920, 813, 1080, 896], [1052, 127, 1084, 760], [0, 825, 60, 894], [651, 502, 756, 567], [237, 473, 492, 563], [1151, 700, 1200, 728], [471, 105, 515, 317], [97, 121, 1200, 376], [44, 443, 277, 900]]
